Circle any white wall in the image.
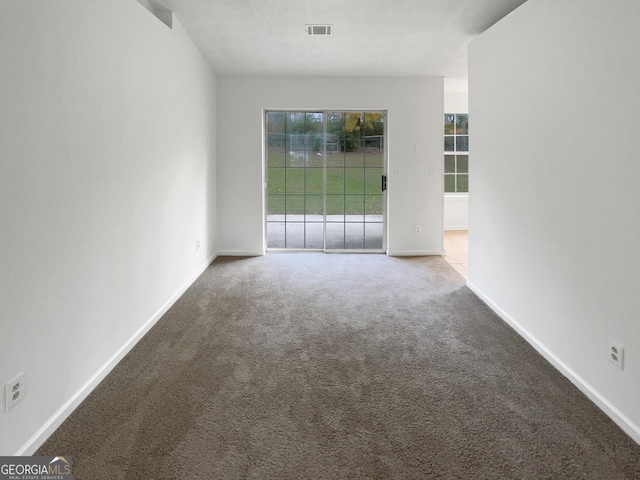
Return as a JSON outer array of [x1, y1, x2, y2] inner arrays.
[[444, 92, 468, 115], [443, 194, 469, 230], [444, 85, 469, 230], [0, 0, 217, 454], [216, 76, 444, 256], [469, 0, 640, 443]]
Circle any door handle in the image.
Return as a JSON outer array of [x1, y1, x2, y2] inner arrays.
[[381, 175, 387, 192]]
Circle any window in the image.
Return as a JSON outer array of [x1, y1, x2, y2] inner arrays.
[[265, 111, 386, 251], [444, 114, 469, 193]]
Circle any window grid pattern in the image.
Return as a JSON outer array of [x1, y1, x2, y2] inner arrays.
[[444, 113, 469, 193], [266, 111, 385, 250]]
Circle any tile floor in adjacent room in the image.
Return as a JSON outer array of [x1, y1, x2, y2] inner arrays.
[[443, 230, 468, 279]]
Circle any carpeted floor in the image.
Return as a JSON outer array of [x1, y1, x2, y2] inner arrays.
[[37, 254, 640, 479]]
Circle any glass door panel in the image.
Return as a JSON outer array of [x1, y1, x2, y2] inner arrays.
[[266, 111, 285, 248], [362, 112, 385, 242], [266, 110, 385, 252]]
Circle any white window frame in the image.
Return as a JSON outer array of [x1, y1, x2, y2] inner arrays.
[[444, 113, 469, 196]]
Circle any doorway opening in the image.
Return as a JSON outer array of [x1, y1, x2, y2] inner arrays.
[[265, 111, 387, 252], [443, 111, 469, 277]]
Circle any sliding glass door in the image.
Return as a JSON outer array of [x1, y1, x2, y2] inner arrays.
[[265, 111, 386, 252]]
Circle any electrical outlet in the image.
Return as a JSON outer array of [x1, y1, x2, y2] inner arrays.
[[5, 372, 25, 412], [415, 225, 422, 234], [195, 240, 200, 251], [608, 338, 624, 370]]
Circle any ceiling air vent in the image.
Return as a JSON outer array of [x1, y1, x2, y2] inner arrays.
[[306, 24, 332, 36]]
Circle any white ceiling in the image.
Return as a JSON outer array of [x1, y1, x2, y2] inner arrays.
[[142, 0, 527, 78]]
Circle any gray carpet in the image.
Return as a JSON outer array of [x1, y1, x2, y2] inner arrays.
[[37, 254, 640, 479]]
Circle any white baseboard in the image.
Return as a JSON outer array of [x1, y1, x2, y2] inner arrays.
[[16, 253, 217, 456], [444, 226, 469, 231], [387, 250, 445, 256], [466, 280, 640, 446], [216, 250, 264, 257]]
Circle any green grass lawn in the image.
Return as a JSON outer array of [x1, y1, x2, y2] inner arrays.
[[267, 149, 383, 168], [267, 149, 384, 215]]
